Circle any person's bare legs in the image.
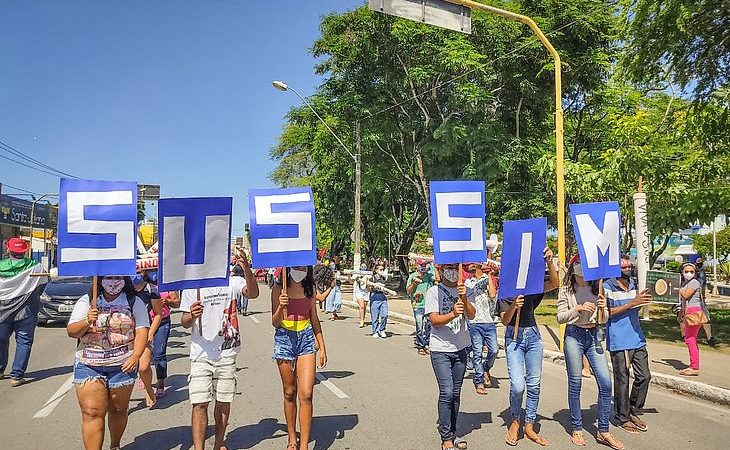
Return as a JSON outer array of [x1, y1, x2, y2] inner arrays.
[[107, 384, 133, 449], [296, 354, 316, 450], [278, 360, 298, 447], [138, 348, 155, 407], [358, 299, 366, 327], [192, 402, 209, 450], [703, 323, 712, 339], [213, 401, 231, 450], [76, 380, 108, 450]]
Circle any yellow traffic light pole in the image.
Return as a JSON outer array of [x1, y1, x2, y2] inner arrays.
[[444, 0, 566, 348]]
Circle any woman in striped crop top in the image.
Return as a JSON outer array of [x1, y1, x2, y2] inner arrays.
[[271, 265, 327, 450]]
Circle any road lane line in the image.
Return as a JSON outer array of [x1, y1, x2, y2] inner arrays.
[[315, 372, 349, 399], [33, 375, 74, 419], [248, 314, 261, 324]]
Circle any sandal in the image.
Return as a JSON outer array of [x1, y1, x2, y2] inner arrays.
[[629, 414, 647, 432], [454, 439, 467, 449], [597, 432, 624, 450], [505, 432, 519, 447], [483, 373, 492, 388], [475, 385, 487, 395], [679, 368, 699, 376], [619, 422, 641, 434], [571, 431, 585, 446], [418, 348, 427, 356], [155, 386, 165, 399]]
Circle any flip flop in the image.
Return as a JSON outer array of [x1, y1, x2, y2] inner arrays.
[[619, 422, 641, 434], [597, 433, 625, 450]]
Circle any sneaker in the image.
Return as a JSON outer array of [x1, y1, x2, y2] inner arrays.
[[379, 331, 387, 338], [708, 337, 721, 347], [0, 373, 5, 380], [372, 333, 379, 338], [10, 378, 26, 387]]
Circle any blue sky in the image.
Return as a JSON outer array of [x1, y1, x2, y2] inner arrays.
[[0, 0, 361, 233]]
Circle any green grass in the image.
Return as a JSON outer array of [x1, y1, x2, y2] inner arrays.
[[534, 301, 730, 354]]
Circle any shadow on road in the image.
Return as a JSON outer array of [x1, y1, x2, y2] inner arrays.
[[25, 364, 72, 382], [316, 370, 354, 380], [457, 411, 492, 437], [125, 425, 207, 450], [129, 373, 189, 413], [227, 414, 359, 450], [553, 403, 600, 436]]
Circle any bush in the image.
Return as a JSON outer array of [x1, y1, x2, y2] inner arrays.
[[666, 261, 681, 272]]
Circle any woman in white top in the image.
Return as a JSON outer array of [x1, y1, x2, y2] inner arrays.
[[67, 276, 149, 450], [557, 256, 622, 449]]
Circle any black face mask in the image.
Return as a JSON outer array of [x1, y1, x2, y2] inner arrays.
[[696, 263, 704, 269]]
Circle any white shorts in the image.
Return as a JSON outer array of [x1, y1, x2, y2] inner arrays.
[[188, 356, 237, 404]]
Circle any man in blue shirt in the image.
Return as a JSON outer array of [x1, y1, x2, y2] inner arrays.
[[604, 255, 652, 435]]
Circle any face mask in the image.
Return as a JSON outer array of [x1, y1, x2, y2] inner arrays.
[[442, 268, 459, 283], [360, 265, 367, 271], [573, 263, 583, 278], [290, 269, 307, 283], [101, 278, 124, 296], [696, 263, 703, 269], [683, 272, 695, 281]]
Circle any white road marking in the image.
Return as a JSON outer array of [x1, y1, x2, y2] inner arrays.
[[33, 375, 74, 419], [248, 314, 261, 324], [315, 372, 349, 399]]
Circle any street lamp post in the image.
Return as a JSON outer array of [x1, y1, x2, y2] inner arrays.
[[28, 193, 54, 260], [273, 80, 363, 271]]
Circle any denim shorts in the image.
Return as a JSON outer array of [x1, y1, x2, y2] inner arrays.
[[273, 326, 316, 361], [73, 361, 137, 389]]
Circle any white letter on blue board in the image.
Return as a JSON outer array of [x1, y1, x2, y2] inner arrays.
[[435, 191, 484, 253], [161, 215, 230, 283], [516, 232, 533, 289], [255, 192, 313, 253], [575, 211, 620, 269]]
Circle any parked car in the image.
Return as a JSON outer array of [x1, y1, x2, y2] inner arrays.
[[38, 276, 93, 325]]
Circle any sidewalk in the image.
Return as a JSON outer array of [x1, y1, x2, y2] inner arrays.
[[340, 285, 730, 405]]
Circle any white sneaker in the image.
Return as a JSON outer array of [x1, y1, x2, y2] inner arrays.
[[372, 333, 379, 338], [379, 331, 387, 338]]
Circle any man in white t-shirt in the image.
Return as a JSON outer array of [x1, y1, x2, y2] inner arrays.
[[180, 255, 259, 450]]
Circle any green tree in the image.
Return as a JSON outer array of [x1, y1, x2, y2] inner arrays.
[[693, 227, 730, 261]]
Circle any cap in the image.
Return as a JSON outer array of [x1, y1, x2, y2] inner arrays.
[[6, 237, 29, 254]]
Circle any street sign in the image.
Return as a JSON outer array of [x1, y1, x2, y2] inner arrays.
[[369, 0, 472, 34]]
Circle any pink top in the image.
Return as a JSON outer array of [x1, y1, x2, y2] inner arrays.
[[286, 297, 312, 322]]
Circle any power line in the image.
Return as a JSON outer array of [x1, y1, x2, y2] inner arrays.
[[0, 153, 69, 178], [0, 183, 42, 196], [0, 139, 78, 178]]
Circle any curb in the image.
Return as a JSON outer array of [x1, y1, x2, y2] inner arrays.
[[341, 301, 730, 407]]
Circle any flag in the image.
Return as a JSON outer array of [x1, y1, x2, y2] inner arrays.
[[0, 258, 48, 322]]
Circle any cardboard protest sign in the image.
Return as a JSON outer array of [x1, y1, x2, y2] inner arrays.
[[248, 187, 317, 269], [57, 178, 137, 276], [157, 197, 232, 292], [570, 201, 622, 281], [429, 180, 486, 265], [498, 218, 547, 299]]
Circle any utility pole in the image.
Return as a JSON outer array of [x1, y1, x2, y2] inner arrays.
[[354, 121, 362, 271]]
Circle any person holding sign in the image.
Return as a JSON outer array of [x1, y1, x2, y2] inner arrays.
[[424, 263, 476, 450], [498, 247, 559, 447], [464, 262, 499, 393], [557, 256, 623, 449], [271, 266, 327, 450], [66, 276, 150, 450], [180, 254, 259, 450], [604, 255, 653, 435]]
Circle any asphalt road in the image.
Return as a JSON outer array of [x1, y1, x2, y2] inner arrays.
[[2, 284, 728, 449]]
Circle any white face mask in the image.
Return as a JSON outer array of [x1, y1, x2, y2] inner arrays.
[[683, 272, 695, 281], [573, 263, 583, 278], [290, 269, 307, 283], [442, 268, 459, 283], [101, 278, 124, 297]]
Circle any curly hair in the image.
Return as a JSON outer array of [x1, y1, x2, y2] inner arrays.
[[313, 263, 335, 293]]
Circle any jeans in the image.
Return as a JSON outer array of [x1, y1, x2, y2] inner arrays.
[[237, 296, 249, 312], [564, 325, 612, 433], [0, 313, 38, 379], [414, 307, 431, 349], [370, 294, 388, 334], [325, 286, 342, 313], [273, 326, 316, 361], [431, 349, 469, 442], [468, 322, 498, 386], [152, 319, 171, 380], [505, 325, 543, 423], [610, 346, 651, 424], [73, 361, 137, 389]]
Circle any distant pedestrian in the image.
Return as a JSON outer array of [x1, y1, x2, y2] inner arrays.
[[425, 263, 476, 450], [353, 263, 370, 328], [678, 262, 706, 376], [370, 265, 389, 338], [0, 238, 48, 387], [557, 256, 623, 449], [406, 260, 435, 355], [324, 262, 342, 320], [499, 247, 558, 447], [132, 269, 165, 408], [464, 262, 499, 394], [230, 264, 249, 315], [66, 276, 149, 450], [695, 258, 720, 346], [272, 266, 327, 450], [180, 254, 259, 450], [604, 254, 653, 435]]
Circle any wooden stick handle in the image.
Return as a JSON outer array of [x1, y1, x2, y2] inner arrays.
[[513, 303, 521, 340], [598, 279, 604, 324], [91, 276, 98, 310], [282, 267, 288, 319], [197, 288, 202, 334]]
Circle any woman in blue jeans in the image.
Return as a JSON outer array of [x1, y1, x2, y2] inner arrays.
[[425, 263, 476, 449], [557, 257, 624, 449], [498, 247, 558, 447], [370, 265, 389, 338]]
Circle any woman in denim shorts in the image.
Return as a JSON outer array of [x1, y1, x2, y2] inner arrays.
[[67, 276, 150, 450], [272, 266, 328, 450]]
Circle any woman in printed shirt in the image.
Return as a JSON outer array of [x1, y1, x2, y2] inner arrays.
[[557, 256, 623, 449], [271, 266, 327, 450], [66, 276, 150, 450]]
